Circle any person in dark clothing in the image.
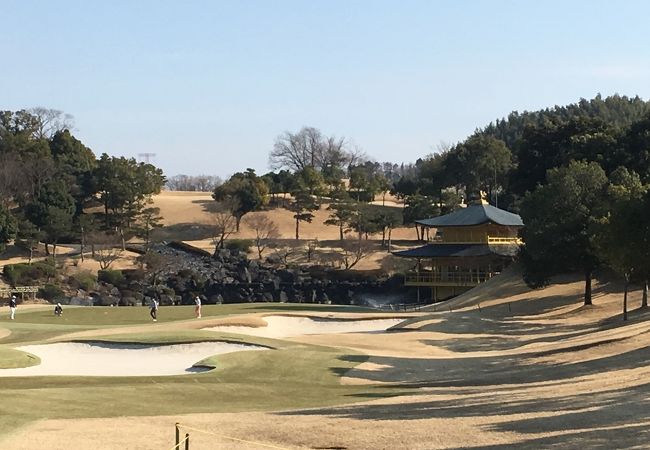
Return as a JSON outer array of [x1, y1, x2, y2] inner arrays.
[[54, 303, 63, 317]]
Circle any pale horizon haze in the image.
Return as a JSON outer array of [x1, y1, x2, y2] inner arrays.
[[2, 0, 650, 178]]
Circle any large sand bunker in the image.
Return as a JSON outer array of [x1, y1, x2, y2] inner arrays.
[[205, 315, 404, 338], [0, 341, 266, 377]]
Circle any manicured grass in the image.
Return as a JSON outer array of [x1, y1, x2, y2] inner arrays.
[[0, 340, 406, 436], [0, 322, 93, 345], [0, 304, 409, 437], [13, 303, 380, 326], [0, 347, 40, 369]]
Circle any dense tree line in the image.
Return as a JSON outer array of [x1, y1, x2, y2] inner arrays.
[[249, 97, 650, 310], [166, 174, 222, 192], [0, 109, 166, 255], [212, 127, 405, 243], [8, 94, 650, 309], [393, 94, 650, 211]]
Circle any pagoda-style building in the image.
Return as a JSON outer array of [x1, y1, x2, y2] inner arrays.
[[393, 201, 523, 302]]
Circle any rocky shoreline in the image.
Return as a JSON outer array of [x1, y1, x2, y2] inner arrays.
[[68, 242, 413, 308]]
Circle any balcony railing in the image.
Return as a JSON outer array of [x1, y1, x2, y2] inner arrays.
[[404, 271, 496, 287], [428, 236, 521, 245], [486, 236, 522, 245]]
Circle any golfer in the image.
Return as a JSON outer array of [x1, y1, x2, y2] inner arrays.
[[194, 295, 202, 319], [9, 295, 17, 320], [150, 298, 159, 322], [54, 303, 63, 317]]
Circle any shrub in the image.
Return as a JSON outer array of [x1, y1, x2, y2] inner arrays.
[[69, 271, 97, 291], [38, 284, 64, 301], [3, 261, 55, 285], [225, 239, 253, 253], [98, 269, 125, 287], [122, 269, 145, 282]]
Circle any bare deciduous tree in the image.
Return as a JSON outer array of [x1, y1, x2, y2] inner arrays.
[[243, 215, 280, 259], [166, 174, 222, 192], [137, 251, 169, 287], [267, 240, 302, 267], [346, 144, 367, 173], [209, 203, 237, 255], [270, 127, 322, 172], [270, 126, 350, 172], [28, 107, 75, 139], [306, 239, 319, 262], [92, 233, 123, 270], [338, 236, 372, 270]]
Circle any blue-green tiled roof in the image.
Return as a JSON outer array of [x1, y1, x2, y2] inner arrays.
[[415, 204, 523, 228]]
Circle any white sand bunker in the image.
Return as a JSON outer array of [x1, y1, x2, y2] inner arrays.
[[205, 316, 404, 338], [0, 341, 266, 377]]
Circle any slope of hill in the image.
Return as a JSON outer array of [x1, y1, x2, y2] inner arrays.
[[151, 190, 417, 242]]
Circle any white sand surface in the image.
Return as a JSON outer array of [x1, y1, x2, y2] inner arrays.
[[204, 315, 404, 338], [0, 341, 266, 377]]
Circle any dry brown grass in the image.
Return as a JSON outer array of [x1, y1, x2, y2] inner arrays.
[[151, 190, 415, 241], [5, 273, 650, 448], [11, 193, 650, 447]]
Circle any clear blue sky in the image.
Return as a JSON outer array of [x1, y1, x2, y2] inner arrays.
[[2, 0, 650, 178]]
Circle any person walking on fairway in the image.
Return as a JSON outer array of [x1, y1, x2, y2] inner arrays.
[[54, 303, 63, 317], [194, 295, 202, 319], [9, 295, 17, 320], [150, 298, 159, 322]]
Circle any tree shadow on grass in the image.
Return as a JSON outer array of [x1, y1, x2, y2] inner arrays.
[[281, 347, 650, 447], [290, 339, 650, 408]]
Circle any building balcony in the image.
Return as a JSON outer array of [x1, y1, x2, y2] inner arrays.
[[486, 236, 522, 245], [404, 271, 497, 287], [429, 235, 522, 245]]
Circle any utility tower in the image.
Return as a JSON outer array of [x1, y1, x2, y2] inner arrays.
[[138, 153, 157, 164]]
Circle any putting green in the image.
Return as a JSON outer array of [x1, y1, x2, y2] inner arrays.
[[0, 304, 409, 437]]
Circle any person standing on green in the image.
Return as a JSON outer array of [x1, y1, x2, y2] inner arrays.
[[150, 298, 159, 322], [194, 295, 202, 319], [9, 295, 17, 320]]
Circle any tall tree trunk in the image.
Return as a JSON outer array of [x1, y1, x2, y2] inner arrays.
[[119, 228, 125, 251], [584, 269, 593, 306], [643, 280, 648, 308], [295, 217, 300, 240], [381, 228, 386, 246], [388, 228, 392, 252], [339, 223, 343, 241], [44, 243, 50, 256], [80, 226, 85, 262], [415, 225, 420, 241], [623, 274, 630, 320]]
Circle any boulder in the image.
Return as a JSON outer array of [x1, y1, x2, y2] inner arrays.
[[69, 296, 94, 306]]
